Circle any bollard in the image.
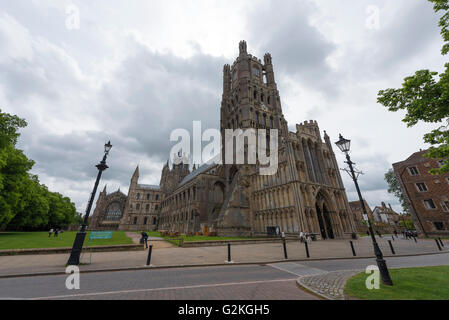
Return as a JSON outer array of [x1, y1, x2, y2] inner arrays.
[[145, 238, 148, 249], [305, 241, 310, 258], [438, 238, 444, 247], [391, 235, 395, 242], [435, 239, 442, 251], [228, 243, 232, 263], [388, 240, 396, 255], [282, 238, 288, 259], [350, 241, 356, 257], [146, 245, 153, 266]]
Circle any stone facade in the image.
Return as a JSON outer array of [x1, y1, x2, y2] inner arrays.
[[90, 186, 127, 230], [159, 41, 356, 239], [91, 41, 357, 239], [90, 167, 162, 231], [393, 150, 449, 236]]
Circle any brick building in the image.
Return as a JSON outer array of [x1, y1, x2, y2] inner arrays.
[[348, 199, 374, 232], [393, 150, 449, 236]]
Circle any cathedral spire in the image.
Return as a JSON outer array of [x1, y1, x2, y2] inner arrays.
[[131, 166, 139, 185]]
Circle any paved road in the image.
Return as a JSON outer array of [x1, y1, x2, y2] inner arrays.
[[0, 252, 448, 300]]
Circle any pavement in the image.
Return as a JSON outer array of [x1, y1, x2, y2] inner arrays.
[[0, 236, 446, 278], [1, 253, 448, 300]]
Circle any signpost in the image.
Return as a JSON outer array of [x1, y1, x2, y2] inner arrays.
[[87, 231, 113, 264]]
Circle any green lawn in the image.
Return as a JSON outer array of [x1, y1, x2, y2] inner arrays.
[[345, 266, 449, 300], [0, 231, 134, 250]]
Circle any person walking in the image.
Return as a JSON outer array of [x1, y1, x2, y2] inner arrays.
[[305, 232, 311, 244], [54, 229, 59, 237], [141, 231, 149, 249], [299, 231, 304, 243], [48, 228, 54, 237]]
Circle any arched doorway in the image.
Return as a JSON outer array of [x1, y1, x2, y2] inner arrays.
[[315, 192, 335, 240]]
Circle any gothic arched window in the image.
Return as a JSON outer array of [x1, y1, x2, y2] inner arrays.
[[252, 66, 260, 77], [105, 203, 122, 221], [136, 193, 140, 200]]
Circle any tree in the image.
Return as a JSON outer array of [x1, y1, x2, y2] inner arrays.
[[384, 169, 409, 214], [378, 0, 449, 174], [0, 111, 34, 226], [0, 109, 78, 230]]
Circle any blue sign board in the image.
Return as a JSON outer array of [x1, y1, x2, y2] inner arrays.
[[89, 231, 113, 240]]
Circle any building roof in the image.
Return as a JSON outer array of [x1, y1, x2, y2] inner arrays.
[[137, 184, 161, 191], [178, 163, 217, 188], [392, 149, 428, 169]]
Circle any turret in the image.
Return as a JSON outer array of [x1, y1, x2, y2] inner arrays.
[[263, 53, 276, 88], [223, 64, 231, 95], [239, 40, 247, 56], [323, 131, 334, 153]]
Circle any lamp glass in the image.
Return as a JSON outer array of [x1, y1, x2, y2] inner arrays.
[[104, 141, 113, 153], [335, 135, 351, 153]]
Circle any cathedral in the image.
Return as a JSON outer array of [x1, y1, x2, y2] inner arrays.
[[90, 41, 357, 239]]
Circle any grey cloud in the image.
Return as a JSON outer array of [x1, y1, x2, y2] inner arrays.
[[348, 0, 441, 79], [247, 0, 337, 95]]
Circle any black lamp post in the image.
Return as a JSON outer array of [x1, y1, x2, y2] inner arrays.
[[335, 134, 393, 286], [67, 141, 113, 266]]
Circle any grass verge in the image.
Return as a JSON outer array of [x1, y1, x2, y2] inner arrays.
[[344, 266, 449, 300], [0, 231, 134, 250]]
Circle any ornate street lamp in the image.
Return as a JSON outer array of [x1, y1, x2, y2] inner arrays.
[[67, 141, 113, 266], [335, 134, 393, 286]]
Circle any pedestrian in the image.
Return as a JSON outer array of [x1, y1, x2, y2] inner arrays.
[[305, 232, 311, 244], [394, 230, 398, 238], [141, 231, 149, 249], [54, 229, 59, 237], [299, 231, 304, 243], [366, 230, 370, 237], [48, 228, 54, 237], [281, 231, 285, 239]]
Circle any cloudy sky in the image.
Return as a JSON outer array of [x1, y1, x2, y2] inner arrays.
[[0, 0, 445, 213]]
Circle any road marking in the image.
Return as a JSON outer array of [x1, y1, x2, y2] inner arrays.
[[268, 262, 327, 277], [268, 263, 305, 276], [28, 278, 297, 300]]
